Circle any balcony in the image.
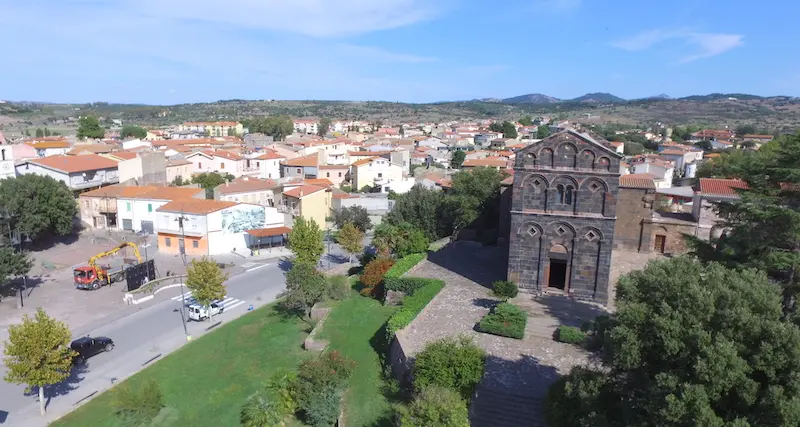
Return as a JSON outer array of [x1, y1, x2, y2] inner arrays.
[[277, 204, 300, 216]]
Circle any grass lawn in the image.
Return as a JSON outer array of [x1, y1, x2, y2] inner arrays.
[[52, 304, 310, 427], [318, 292, 397, 426]]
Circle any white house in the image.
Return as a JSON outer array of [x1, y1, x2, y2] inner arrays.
[[629, 157, 675, 189], [116, 186, 205, 233], [121, 139, 153, 151], [16, 154, 119, 191], [156, 200, 284, 256], [186, 150, 259, 178], [350, 157, 404, 190], [293, 120, 319, 135], [214, 177, 277, 208], [256, 150, 285, 180], [25, 140, 71, 158]]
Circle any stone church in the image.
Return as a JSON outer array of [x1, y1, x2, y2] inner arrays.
[[506, 129, 623, 304]]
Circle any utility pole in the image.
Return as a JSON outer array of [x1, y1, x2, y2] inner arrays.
[[175, 212, 190, 340]]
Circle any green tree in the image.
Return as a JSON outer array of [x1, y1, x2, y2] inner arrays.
[[386, 185, 451, 240], [413, 335, 486, 400], [735, 124, 758, 136], [112, 380, 165, 426], [689, 133, 800, 315], [227, 127, 238, 137], [373, 222, 430, 257], [76, 116, 105, 139], [281, 261, 327, 318], [396, 386, 470, 427], [330, 206, 372, 231], [171, 176, 186, 187], [544, 257, 800, 427], [536, 125, 550, 139], [120, 125, 147, 139], [448, 167, 504, 234], [501, 121, 517, 139], [623, 141, 645, 155], [191, 172, 234, 198], [488, 122, 503, 133], [318, 117, 331, 136], [35, 128, 44, 138], [336, 222, 364, 263], [518, 115, 533, 126], [288, 217, 324, 265], [43, 128, 51, 137], [3, 308, 76, 416], [247, 116, 294, 141], [185, 257, 228, 319], [0, 174, 78, 238], [24, 129, 30, 137], [451, 150, 466, 169], [0, 247, 32, 285]]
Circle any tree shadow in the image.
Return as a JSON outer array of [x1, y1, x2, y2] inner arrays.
[[277, 257, 293, 272], [425, 240, 507, 289], [472, 297, 497, 309], [470, 354, 560, 427], [324, 253, 349, 265], [22, 361, 89, 410], [0, 409, 7, 424], [23, 232, 80, 252], [533, 294, 609, 330], [0, 276, 45, 304]]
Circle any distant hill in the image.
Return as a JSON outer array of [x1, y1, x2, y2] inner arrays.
[[569, 93, 626, 103], [678, 93, 764, 102], [502, 93, 561, 104]]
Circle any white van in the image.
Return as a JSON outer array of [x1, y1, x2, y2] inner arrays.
[[188, 300, 224, 321]]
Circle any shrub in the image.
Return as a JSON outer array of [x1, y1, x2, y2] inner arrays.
[[582, 315, 612, 351], [413, 335, 486, 401], [556, 326, 586, 345], [112, 380, 165, 426], [325, 275, 351, 301], [358, 248, 377, 267], [292, 351, 355, 427], [396, 386, 470, 427], [360, 258, 394, 297], [385, 277, 440, 296], [477, 303, 527, 339], [492, 280, 518, 301], [385, 280, 443, 340], [385, 253, 427, 279], [241, 387, 293, 427]]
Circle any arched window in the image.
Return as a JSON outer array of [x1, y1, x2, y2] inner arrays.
[[565, 185, 574, 205], [556, 184, 565, 203]]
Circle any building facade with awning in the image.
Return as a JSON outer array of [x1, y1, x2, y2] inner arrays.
[[245, 226, 292, 252]]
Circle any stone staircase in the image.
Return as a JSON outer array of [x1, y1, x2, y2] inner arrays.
[[469, 385, 546, 427]]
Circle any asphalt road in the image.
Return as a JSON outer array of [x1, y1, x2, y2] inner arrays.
[[0, 260, 289, 427]]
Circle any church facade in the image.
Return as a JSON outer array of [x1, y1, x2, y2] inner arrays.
[[506, 130, 623, 304]]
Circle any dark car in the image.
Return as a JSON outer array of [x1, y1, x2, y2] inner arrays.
[[70, 336, 114, 363]]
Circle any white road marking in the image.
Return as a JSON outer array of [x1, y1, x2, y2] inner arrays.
[[246, 263, 271, 273]]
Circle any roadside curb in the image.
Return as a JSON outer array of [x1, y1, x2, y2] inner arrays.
[[124, 283, 185, 305]]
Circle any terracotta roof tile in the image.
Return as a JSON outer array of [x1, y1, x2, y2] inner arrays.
[[255, 150, 285, 160], [80, 184, 129, 198], [216, 178, 277, 195], [462, 158, 509, 168], [282, 153, 319, 167], [283, 185, 327, 199], [156, 199, 238, 214], [67, 144, 115, 155], [698, 178, 748, 197], [319, 164, 348, 169], [245, 226, 292, 237], [167, 159, 192, 167], [27, 154, 118, 174], [119, 186, 205, 200], [351, 157, 382, 167], [304, 178, 334, 188], [620, 173, 656, 189]]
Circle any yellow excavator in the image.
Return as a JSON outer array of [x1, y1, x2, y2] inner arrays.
[[74, 242, 143, 290]]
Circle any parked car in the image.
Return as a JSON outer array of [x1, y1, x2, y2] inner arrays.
[[70, 336, 114, 364], [188, 300, 224, 321]]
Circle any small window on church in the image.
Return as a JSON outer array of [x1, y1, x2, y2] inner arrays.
[[585, 230, 598, 241], [589, 181, 601, 192], [565, 185, 574, 205], [526, 226, 538, 237], [556, 184, 565, 203]]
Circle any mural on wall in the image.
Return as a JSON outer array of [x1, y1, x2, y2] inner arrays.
[[221, 205, 266, 234]]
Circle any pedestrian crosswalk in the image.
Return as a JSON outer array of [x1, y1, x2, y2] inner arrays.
[[170, 294, 246, 312]]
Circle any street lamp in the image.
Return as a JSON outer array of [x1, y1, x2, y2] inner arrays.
[[174, 213, 190, 340]]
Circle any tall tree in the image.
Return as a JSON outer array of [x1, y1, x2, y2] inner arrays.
[[488, 122, 503, 133], [3, 308, 76, 416], [120, 125, 147, 139], [536, 125, 550, 139], [337, 222, 364, 263], [318, 117, 331, 136], [448, 167, 504, 234], [0, 247, 32, 284], [387, 184, 451, 240], [76, 116, 105, 139], [191, 172, 233, 199], [43, 128, 51, 137], [451, 150, 466, 169], [0, 174, 77, 239], [247, 116, 294, 141], [185, 257, 228, 320], [518, 115, 533, 126], [288, 217, 324, 265], [35, 128, 44, 138], [373, 222, 429, 257], [689, 133, 800, 315], [501, 121, 518, 139], [330, 206, 372, 232], [281, 261, 327, 318], [623, 141, 644, 156], [544, 257, 800, 427]]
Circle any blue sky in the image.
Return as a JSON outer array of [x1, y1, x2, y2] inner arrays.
[[1, 0, 799, 104]]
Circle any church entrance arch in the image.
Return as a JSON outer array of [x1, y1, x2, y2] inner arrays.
[[546, 244, 569, 291]]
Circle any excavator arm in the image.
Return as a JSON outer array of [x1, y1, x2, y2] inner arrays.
[[87, 242, 143, 282]]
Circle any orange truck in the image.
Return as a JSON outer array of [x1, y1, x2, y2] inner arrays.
[[74, 242, 143, 290]]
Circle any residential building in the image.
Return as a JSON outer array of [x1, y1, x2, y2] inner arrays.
[[214, 177, 277, 207], [628, 155, 675, 188], [280, 185, 332, 227], [121, 139, 153, 151], [166, 159, 193, 184], [256, 150, 285, 180], [490, 138, 511, 150], [658, 148, 703, 172], [25, 139, 71, 157], [66, 143, 116, 156], [178, 121, 243, 137], [10, 143, 37, 163], [507, 129, 623, 304], [117, 186, 206, 233], [186, 150, 259, 178], [741, 134, 773, 146], [350, 157, 404, 190], [417, 137, 447, 150], [156, 199, 283, 255], [118, 151, 167, 185], [16, 154, 119, 192], [318, 165, 349, 186], [461, 157, 509, 170], [692, 178, 748, 234], [293, 119, 319, 135], [78, 185, 126, 229], [608, 141, 624, 154], [693, 129, 734, 142], [474, 132, 503, 147], [281, 153, 319, 179], [710, 140, 734, 150]]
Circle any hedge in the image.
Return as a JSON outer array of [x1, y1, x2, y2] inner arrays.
[[386, 280, 444, 341], [385, 277, 441, 296], [385, 253, 427, 279], [556, 326, 586, 344], [477, 303, 527, 339]]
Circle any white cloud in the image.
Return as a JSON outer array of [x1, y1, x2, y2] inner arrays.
[[335, 44, 438, 63], [612, 29, 743, 63]]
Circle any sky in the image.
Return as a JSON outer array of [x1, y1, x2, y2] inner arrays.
[[1, 0, 799, 104]]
